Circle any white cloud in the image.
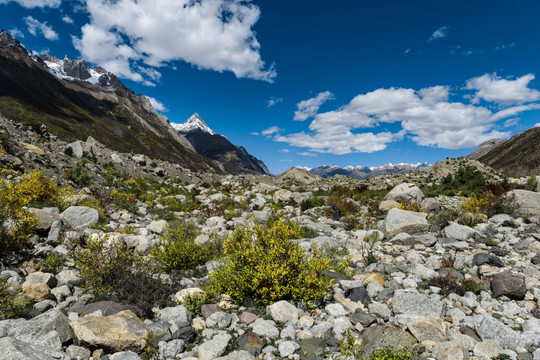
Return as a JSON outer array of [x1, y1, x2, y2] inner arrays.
[[503, 118, 519, 127], [267, 97, 283, 108], [73, 0, 275, 85], [62, 15, 74, 24], [278, 149, 290, 153], [9, 28, 24, 39], [274, 74, 540, 154], [24, 16, 59, 40], [261, 126, 282, 136], [465, 73, 540, 105], [535, 123, 540, 128], [146, 96, 167, 113], [0, 0, 61, 8], [250, 132, 259, 136], [293, 91, 334, 121], [428, 26, 449, 42], [297, 151, 318, 157]]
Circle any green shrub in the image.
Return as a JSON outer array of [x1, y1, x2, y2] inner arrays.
[[361, 346, 417, 360], [66, 162, 91, 187], [75, 234, 177, 318], [300, 197, 324, 211], [41, 253, 65, 274], [325, 193, 358, 220], [209, 218, 334, 306], [151, 221, 218, 270], [0, 277, 31, 320]]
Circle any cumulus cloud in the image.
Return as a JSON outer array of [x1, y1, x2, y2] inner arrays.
[[9, 28, 24, 39], [535, 123, 540, 128], [261, 126, 283, 136], [428, 26, 449, 42], [73, 0, 275, 85], [294, 91, 334, 121], [267, 97, 283, 108], [24, 16, 59, 40], [62, 15, 74, 24], [465, 73, 540, 105], [0, 0, 61, 8], [146, 96, 167, 113], [274, 74, 540, 154]]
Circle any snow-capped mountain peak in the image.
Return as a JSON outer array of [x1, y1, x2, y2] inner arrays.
[[171, 113, 215, 135]]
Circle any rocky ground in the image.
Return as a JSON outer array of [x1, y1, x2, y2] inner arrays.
[[1, 118, 540, 360]]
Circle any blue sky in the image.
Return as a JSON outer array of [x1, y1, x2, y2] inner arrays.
[[1, 0, 540, 174]]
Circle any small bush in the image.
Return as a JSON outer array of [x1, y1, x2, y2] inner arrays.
[[398, 202, 425, 212], [41, 253, 65, 274], [65, 162, 91, 187], [361, 346, 417, 360], [325, 194, 358, 220], [428, 275, 465, 296], [300, 197, 324, 211], [75, 234, 176, 318], [151, 221, 218, 270], [0, 277, 31, 320], [209, 219, 335, 306]]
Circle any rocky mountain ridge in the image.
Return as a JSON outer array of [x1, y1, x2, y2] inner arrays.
[[174, 113, 271, 176], [0, 29, 219, 173]]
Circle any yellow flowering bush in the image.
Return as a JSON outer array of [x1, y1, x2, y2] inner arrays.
[[209, 218, 334, 306]]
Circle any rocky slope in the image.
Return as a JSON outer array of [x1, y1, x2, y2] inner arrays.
[[0, 30, 220, 173], [1, 117, 540, 360], [466, 139, 506, 160], [173, 113, 271, 176], [475, 127, 540, 177], [311, 163, 432, 180]]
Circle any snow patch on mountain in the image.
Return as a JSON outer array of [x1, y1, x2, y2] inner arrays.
[[171, 113, 216, 135]]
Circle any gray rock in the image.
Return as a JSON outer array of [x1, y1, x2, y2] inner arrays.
[[360, 325, 417, 356], [148, 321, 171, 342], [109, 351, 142, 360], [346, 286, 371, 306], [7, 308, 72, 351], [206, 311, 232, 328], [325, 303, 347, 317], [158, 339, 184, 359], [523, 319, 540, 334], [27, 208, 60, 232], [507, 190, 540, 216], [473, 340, 504, 360], [383, 208, 429, 238], [60, 206, 99, 230], [24, 271, 57, 288], [66, 345, 91, 360], [198, 334, 231, 360], [407, 317, 447, 342], [266, 300, 299, 323], [383, 183, 425, 204], [475, 313, 533, 350], [201, 304, 222, 318], [47, 220, 63, 243], [473, 253, 504, 267], [432, 340, 468, 360], [149, 220, 168, 235], [299, 338, 327, 360], [0, 337, 69, 360], [216, 350, 255, 360], [422, 197, 441, 212], [392, 290, 445, 322], [273, 189, 292, 202], [251, 318, 279, 339], [157, 306, 192, 338], [350, 309, 376, 327], [491, 271, 527, 300], [55, 269, 81, 286], [442, 222, 476, 241], [279, 341, 299, 357], [63, 141, 84, 158]]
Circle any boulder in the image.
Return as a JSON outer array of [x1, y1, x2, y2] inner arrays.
[[475, 313, 533, 350], [392, 290, 445, 323], [383, 183, 424, 204], [506, 189, 540, 216], [27, 208, 60, 232], [62, 141, 84, 158], [60, 206, 99, 230], [406, 317, 448, 342], [491, 271, 527, 300], [266, 300, 299, 324], [272, 189, 292, 202], [432, 340, 468, 360], [442, 222, 476, 241], [70, 310, 154, 353], [360, 325, 417, 356], [383, 208, 429, 238], [198, 334, 231, 360], [149, 220, 168, 235], [0, 337, 69, 360]]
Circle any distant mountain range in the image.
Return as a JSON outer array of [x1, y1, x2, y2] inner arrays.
[[470, 126, 540, 177], [172, 114, 271, 175], [309, 162, 432, 179]]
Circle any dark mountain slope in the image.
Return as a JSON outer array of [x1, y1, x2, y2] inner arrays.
[[477, 127, 540, 177], [0, 30, 219, 173]]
